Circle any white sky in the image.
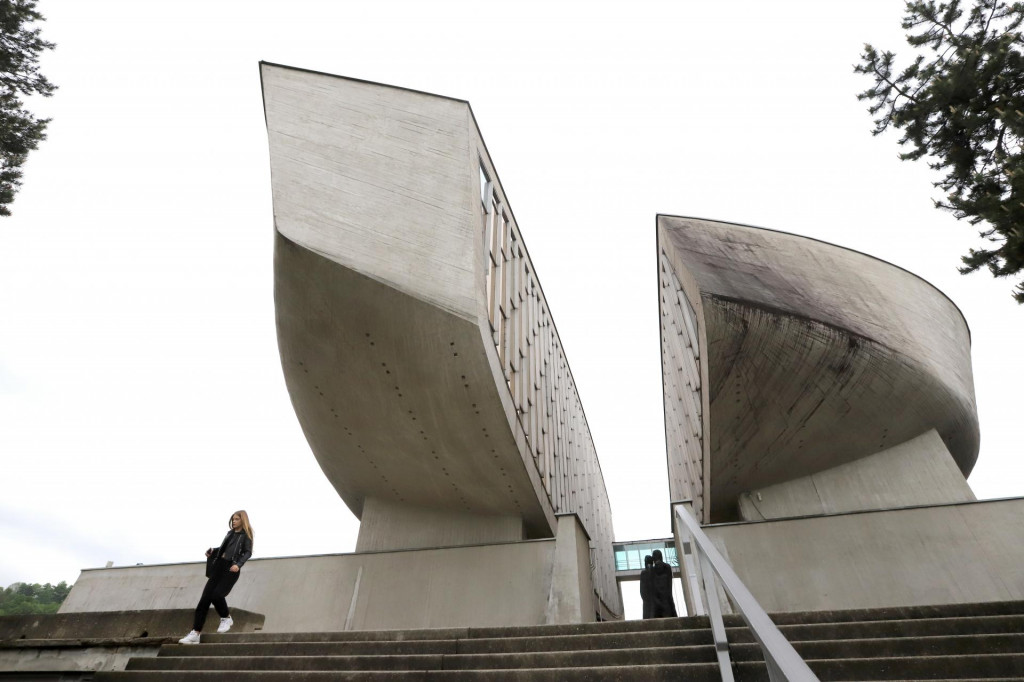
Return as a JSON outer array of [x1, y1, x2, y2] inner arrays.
[[2, 0, 1022, 621]]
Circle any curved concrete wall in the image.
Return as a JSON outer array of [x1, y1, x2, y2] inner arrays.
[[262, 63, 620, 616], [657, 216, 979, 521]]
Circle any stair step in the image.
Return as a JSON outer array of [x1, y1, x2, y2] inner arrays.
[[130, 643, 720, 670], [752, 601, 1024, 627], [202, 613, 1024, 647], [195, 602, 1024, 646], [795, 653, 1024, 680], [91, 656, 1024, 681], [733, 633, 1024, 662], [769, 614, 1024, 643], [97, 663, 726, 681], [200, 615, 708, 644], [125, 634, 1024, 672], [181, 615, 1024, 655], [831, 632, 1022, 658], [160, 628, 714, 657], [144, 631, 1024, 668], [93, 600, 1024, 681]]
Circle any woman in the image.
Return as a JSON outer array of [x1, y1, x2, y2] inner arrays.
[[179, 510, 254, 644]]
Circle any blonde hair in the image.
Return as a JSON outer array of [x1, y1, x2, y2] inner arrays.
[[230, 510, 255, 542]]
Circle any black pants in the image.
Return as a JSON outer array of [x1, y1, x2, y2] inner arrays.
[[192, 560, 239, 631]]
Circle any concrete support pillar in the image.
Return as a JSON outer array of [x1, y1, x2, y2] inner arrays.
[[355, 497, 525, 552], [544, 514, 595, 624]]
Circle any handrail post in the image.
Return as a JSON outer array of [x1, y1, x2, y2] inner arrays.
[[699, 550, 735, 681], [673, 503, 820, 682], [674, 499, 733, 680], [673, 500, 706, 617]]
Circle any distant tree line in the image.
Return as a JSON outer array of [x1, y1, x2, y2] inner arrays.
[[0, 581, 72, 615]]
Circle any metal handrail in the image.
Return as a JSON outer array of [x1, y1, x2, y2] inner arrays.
[[673, 502, 820, 682]]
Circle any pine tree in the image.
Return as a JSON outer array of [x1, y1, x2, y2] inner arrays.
[[0, 0, 55, 217], [855, 1, 1024, 302]]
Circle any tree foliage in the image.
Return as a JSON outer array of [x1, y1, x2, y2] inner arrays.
[[855, 1, 1024, 302], [0, 581, 72, 615], [0, 0, 55, 217]]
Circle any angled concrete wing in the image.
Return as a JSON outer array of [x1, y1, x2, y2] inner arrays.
[[261, 63, 621, 617], [657, 216, 979, 522]]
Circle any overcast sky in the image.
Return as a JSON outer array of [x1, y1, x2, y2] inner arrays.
[[2, 0, 1022, 620]]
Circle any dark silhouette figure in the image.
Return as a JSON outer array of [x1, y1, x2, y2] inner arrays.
[[649, 549, 677, 618], [639, 554, 654, 619]]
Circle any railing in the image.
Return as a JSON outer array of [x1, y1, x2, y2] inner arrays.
[[673, 502, 820, 682]]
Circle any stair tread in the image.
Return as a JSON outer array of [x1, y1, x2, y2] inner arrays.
[[97, 663, 726, 681], [96, 600, 1024, 680], [163, 629, 715, 656]]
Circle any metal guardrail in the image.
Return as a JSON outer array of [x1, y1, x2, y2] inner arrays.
[[673, 502, 820, 682]]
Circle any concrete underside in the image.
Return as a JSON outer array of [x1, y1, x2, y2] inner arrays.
[[704, 497, 1024, 614], [657, 216, 979, 522], [276, 232, 550, 538]]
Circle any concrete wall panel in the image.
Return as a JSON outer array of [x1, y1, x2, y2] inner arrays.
[[705, 498, 1024, 613], [61, 541, 557, 632], [262, 65, 477, 320], [739, 429, 976, 520]]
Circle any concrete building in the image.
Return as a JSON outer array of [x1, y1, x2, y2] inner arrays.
[[52, 67, 1023, 636], [658, 216, 1023, 614], [58, 63, 623, 631]]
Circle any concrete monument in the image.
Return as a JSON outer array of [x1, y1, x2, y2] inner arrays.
[[658, 216, 1022, 613], [53, 65, 1024, 634]]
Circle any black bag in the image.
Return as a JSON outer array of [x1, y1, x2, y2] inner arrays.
[[205, 552, 218, 578]]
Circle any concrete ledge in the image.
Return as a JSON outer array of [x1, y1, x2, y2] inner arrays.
[[0, 609, 263, 641], [0, 642, 160, 675], [0, 609, 263, 675]]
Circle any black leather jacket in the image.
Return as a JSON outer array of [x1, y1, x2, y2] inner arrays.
[[213, 530, 253, 569]]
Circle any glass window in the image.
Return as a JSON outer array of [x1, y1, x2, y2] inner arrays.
[[479, 165, 489, 206]]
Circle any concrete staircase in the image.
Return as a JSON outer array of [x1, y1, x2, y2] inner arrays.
[[94, 600, 1024, 681]]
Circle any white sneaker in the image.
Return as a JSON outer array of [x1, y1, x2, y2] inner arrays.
[[216, 616, 233, 633], [178, 630, 201, 644]]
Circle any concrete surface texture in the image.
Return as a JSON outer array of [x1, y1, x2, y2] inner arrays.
[[0, 609, 263, 641], [60, 515, 600, 631], [544, 515, 597, 625], [93, 601, 1024, 680], [738, 429, 976, 520], [355, 498, 526, 552], [0, 609, 263, 676], [657, 215, 979, 522], [1, 642, 155, 677], [704, 497, 1024, 613], [262, 62, 619, 617]]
